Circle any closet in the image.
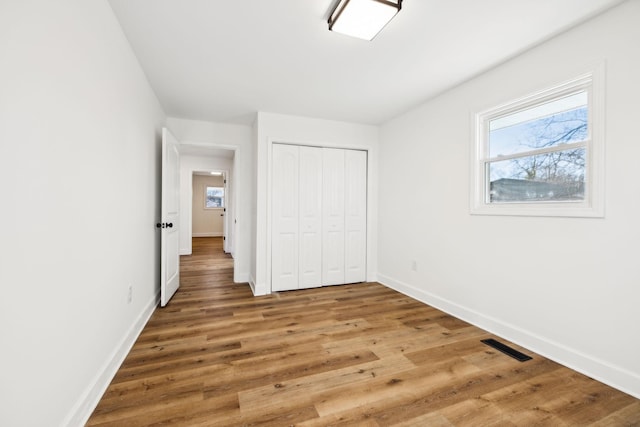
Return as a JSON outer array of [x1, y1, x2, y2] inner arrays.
[[272, 144, 367, 291]]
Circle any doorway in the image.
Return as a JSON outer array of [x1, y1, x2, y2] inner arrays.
[[179, 144, 235, 262], [192, 171, 227, 245]]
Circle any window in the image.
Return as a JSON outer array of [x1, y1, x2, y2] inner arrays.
[[471, 66, 604, 217], [205, 186, 224, 208]]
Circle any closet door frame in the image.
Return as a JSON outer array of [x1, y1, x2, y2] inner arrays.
[[267, 139, 371, 294]]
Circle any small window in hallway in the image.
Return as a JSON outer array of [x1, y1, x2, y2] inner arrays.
[[205, 186, 225, 208]]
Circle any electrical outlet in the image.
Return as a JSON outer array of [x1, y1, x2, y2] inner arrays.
[[411, 260, 417, 272], [127, 284, 133, 304]]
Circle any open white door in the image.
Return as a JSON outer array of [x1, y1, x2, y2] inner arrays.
[[160, 128, 180, 307]]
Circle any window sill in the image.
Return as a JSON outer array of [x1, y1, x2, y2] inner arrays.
[[470, 201, 604, 218]]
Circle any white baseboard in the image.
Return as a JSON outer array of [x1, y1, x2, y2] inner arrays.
[[63, 291, 159, 426], [377, 273, 640, 399], [179, 248, 192, 255], [248, 274, 257, 295], [233, 271, 249, 284], [253, 280, 269, 296], [247, 274, 268, 296], [192, 232, 223, 237]]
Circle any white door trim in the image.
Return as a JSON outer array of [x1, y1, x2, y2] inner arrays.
[[267, 138, 373, 294], [180, 142, 239, 279]]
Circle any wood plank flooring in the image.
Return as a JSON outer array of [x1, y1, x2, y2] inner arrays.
[[88, 237, 640, 426]]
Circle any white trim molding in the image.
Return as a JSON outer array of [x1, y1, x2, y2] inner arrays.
[[63, 291, 159, 426], [265, 136, 377, 295], [377, 273, 640, 399]]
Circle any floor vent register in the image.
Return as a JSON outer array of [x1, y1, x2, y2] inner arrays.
[[481, 338, 533, 362]]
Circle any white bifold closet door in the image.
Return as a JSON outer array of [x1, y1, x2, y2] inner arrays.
[[272, 144, 366, 292], [344, 149, 367, 284], [299, 146, 323, 288], [272, 144, 300, 291], [322, 148, 346, 286]]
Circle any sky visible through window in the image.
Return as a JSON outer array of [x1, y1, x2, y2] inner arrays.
[[487, 92, 588, 202], [489, 92, 588, 181]]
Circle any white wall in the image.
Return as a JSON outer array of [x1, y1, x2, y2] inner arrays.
[[253, 112, 379, 296], [167, 117, 252, 283], [180, 157, 232, 252], [0, 0, 166, 425], [378, 0, 640, 398]]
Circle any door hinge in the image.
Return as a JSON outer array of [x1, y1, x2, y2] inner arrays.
[[223, 236, 226, 240]]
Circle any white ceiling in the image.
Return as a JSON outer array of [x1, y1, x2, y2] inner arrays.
[[108, 0, 623, 125]]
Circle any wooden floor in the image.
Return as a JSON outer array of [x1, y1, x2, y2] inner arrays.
[[88, 237, 640, 426]]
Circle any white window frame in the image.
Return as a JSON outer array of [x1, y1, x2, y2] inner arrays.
[[205, 186, 225, 209], [470, 65, 605, 218]]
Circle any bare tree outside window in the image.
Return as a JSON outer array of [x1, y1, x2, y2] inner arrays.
[[488, 92, 588, 203]]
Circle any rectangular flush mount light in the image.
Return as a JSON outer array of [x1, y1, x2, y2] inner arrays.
[[328, 0, 402, 41]]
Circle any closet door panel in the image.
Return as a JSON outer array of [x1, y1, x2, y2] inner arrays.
[[322, 148, 345, 286], [345, 150, 367, 283], [299, 146, 322, 288], [272, 144, 299, 291]]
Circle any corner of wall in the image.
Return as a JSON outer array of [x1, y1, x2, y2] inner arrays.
[[377, 273, 640, 399]]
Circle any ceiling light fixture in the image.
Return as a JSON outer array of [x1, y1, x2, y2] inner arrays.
[[328, 0, 402, 41]]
